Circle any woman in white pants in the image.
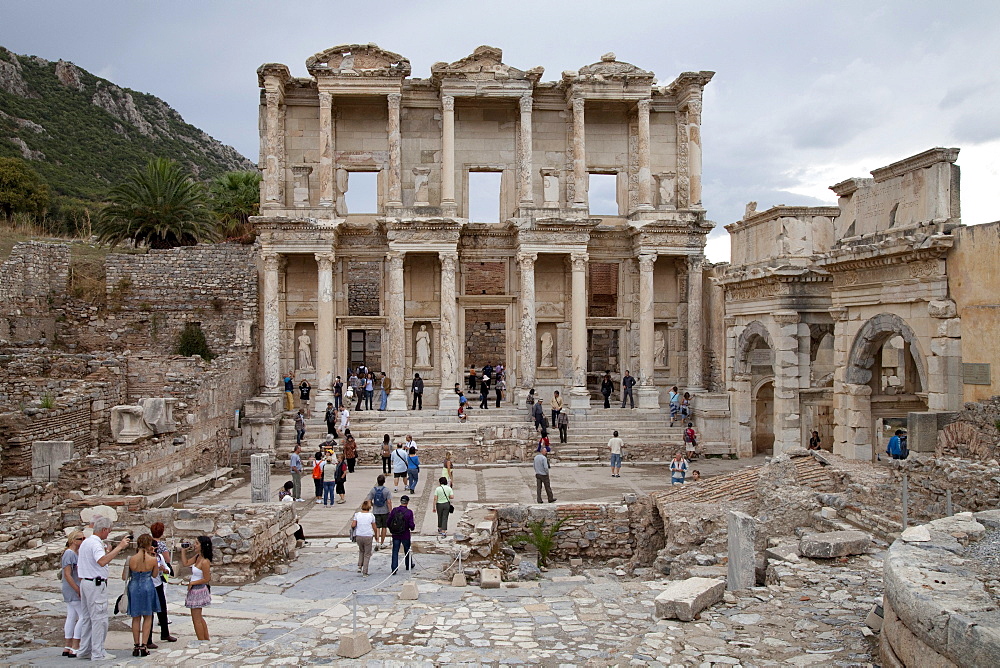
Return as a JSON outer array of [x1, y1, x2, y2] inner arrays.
[[61, 531, 85, 657]]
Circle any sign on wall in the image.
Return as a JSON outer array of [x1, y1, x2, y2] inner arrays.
[[963, 363, 991, 385]]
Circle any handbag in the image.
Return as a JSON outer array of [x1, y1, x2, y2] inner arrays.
[[349, 513, 358, 543], [449, 504, 455, 514]]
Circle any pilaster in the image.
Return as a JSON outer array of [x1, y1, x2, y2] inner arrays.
[[262, 253, 281, 394], [387, 93, 402, 207], [518, 94, 534, 209], [569, 252, 591, 409], [318, 91, 334, 208], [687, 255, 705, 391], [571, 97, 587, 208], [385, 251, 408, 410], [439, 251, 460, 409], [314, 252, 336, 404], [517, 252, 537, 401], [636, 252, 659, 408]]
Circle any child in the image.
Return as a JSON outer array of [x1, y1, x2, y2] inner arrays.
[[536, 428, 552, 453]]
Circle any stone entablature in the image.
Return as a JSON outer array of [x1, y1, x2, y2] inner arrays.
[[724, 206, 839, 269]]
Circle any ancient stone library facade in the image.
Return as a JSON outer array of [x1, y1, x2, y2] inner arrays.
[[249, 42, 1000, 460]]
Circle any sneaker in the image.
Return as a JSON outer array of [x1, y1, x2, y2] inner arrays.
[[357, 567, 362, 573], [296, 498, 304, 502], [316, 500, 323, 504]]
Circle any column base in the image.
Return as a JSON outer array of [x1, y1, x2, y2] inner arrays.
[[386, 392, 409, 411], [439, 390, 459, 411], [568, 387, 591, 410], [262, 387, 282, 396], [636, 386, 660, 409]]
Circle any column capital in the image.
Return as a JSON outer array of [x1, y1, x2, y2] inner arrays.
[[637, 98, 652, 114], [570, 252, 589, 272], [314, 252, 335, 268], [773, 311, 800, 325], [571, 96, 585, 113], [386, 250, 405, 270], [637, 252, 657, 272], [318, 90, 332, 105], [687, 254, 705, 271], [262, 252, 281, 272], [438, 250, 459, 267], [387, 92, 401, 107], [441, 95, 454, 111], [516, 251, 538, 265], [519, 94, 533, 113], [683, 97, 703, 124], [265, 90, 282, 107]]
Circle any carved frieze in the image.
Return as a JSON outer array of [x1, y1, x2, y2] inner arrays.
[[307, 44, 411, 77]]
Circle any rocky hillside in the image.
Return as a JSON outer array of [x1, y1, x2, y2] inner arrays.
[[0, 46, 254, 200]]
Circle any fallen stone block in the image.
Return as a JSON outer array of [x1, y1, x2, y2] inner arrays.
[[900, 525, 931, 543], [480, 568, 502, 589], [926, 515, 986, 543], [974, 509, 1000, 529], [653, 577, 726, 621], [799, 530, 870, 558]]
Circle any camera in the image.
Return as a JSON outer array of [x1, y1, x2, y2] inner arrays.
[[127, 534, 134, 541], [181, 541, 191, 549]]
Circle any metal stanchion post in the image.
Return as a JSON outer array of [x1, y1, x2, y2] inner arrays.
[[946, 489, 953, 517], [901, 473, 909, 530]]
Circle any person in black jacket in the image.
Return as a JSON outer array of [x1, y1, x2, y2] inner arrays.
[[600, 372, 614, 409], [411, 373, 424, 410], [621, 370, 636, 409], [532, 398, 545, 431], [479, 373, 491, 409]]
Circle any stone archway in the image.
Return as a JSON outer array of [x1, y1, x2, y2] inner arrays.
[[735, 320, 775, 375], [846, 313, 927, 390], [753, 378, 775, 455]]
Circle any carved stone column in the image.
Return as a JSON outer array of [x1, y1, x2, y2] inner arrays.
[[517, 252, 537, 400], [518, 94, 534, 209], [636, 252, 659, 408], [263, 91, 283, 204], [438, 251, 460, 410], [569, 252, 591, 409], [636, 99, 653, 211], [385, 252, 408, 410], [571, 97, 587, 207], [314, 252, 336, 406], [262, 253, 281, 394], [686, 97, 703, 207], [318, 91, 334, 209], [686, 255, 705, 391], [441, 95, 456, 213], [387, 93, 402, 207]]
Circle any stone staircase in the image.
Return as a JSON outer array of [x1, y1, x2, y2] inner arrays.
[[274, 405, 687, 465]]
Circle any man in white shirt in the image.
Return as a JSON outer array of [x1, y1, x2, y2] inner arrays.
[[77, 516, 131, 661], [608, 430, 624, 478], [391, 442, 409, 492]]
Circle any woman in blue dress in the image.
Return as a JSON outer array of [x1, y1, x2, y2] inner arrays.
[[126, 534, 161, 656]]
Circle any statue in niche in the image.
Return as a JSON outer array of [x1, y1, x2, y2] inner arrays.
[[336, 168, 349, 215], [412, 167, 430, 206], [543, 173, 559, 206], [655, 329, 666, 367], [658, 174, 676, 207], [297, 330, 313, 369], [415, 325, 432, 367], [540, 331, 554, 367]]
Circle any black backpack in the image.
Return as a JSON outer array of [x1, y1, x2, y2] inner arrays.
[[388, 510, 408, 535]]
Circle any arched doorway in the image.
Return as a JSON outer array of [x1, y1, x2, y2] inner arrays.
[[753, 379, 775, 455]]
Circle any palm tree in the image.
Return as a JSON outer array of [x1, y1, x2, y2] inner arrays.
[[95, 157, 218, 249], [209, 170, 261, 241]]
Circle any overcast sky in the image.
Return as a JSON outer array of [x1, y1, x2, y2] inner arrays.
[[3, 0, 998, 262]]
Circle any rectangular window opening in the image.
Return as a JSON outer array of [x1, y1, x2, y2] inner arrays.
[[588, 173, 618, 216], [345, 171, 378, 214], [468, 171, 502, 223]]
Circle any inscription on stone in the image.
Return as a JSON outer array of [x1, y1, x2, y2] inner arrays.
[[963, 363, 991, 385], [749, 349, 773, 366]]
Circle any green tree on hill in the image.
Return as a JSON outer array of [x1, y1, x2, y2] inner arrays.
[[0, 157, 50, 218], [209, 170, 261, 241], [95, 157, 218, 249]]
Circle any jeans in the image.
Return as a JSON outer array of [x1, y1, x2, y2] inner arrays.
[[313, 478, 323, 498], [391, 536, 412, 572], [603, 393, 611, 408], [495, 389, 502, 407], [535, 474, 554, 503], [379, 390, 388, 410], [610, 453, 622, 468], [621, 387, 634, 408], [365, 389, 374, 410], [551, 409, 560, 425], [407, 469, 419, 492], [334, 395, 343, 409], [382, 456, 391, 475], [296, 429, 305, 445], [671, 476, 685, 485], [412, 393, 422, 410], [323, 481, 336, 505]]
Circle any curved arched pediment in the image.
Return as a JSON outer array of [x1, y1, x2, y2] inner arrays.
[[306, 43, 411, 77], [846, 313, 927, 390], [735, 320, 775, 375]]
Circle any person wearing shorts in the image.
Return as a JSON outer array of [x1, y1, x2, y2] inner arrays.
[[608, 430, 624, 478]]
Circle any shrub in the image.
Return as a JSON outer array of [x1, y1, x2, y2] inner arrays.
[[510, 518, 566, 568], [176, 322, 213, 360]]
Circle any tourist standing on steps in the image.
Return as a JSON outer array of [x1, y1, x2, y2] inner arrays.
[[537, 428, 551, 454], [340, 406, 350, 432], [343, 433, 358, 473], [608, 430, 624, 477], [432, 477, 455, 536], [294, 410, 306, 446], [601, 372, 614, 409], [283, 373, 295, 411], [351, 501, 377, 576], [525, 387, 536, 408], [557, 410, 569, 443], [324, 403, 338, 439], [406, 446, 420, 493], [381, 434, 392, 475], [379, 372, 391, 411], [533, 449, 556, 504], [322, 454, 337, 505], [387, 495, 415, 573], [532, 398, 545, 431], [365, 475, 393, 550], [365, 373, 375, 410], [125, 534, 160, 658], [180, 536, 212, 641], [354, 373, 365, 411], [479, 372, 491, 409], [312, 451, 324, 502], [550, 390, 563, 427], [290, 445, 304, 502], [298, 380, 311, 417], [77, 517, 131, 662], [411, 373, 424, 410], [668, 386, 681, 426], [468, 366, 478, 392], [333, 376, 343, 410], [391, 442, 409, 492], [680, 392, 692, 420], [621, 370, 636, 409], [495, 376, 505, 407], [670, 451, 689, 484], [60, 531, 84, 658]]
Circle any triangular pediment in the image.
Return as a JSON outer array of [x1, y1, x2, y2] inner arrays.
[[431, 45, 543, 84], [306, 43, 411, 78]]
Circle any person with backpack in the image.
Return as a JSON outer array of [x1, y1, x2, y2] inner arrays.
[[365, 475, 393, 550], [670, 451, 689, 484], [391, 442, 409, 492], [406, 446, 420, 494], [311, 451, 324, 502], [324, 402, 338, 439], [350, 501, 377, 577], [411, 373, 424, 410], [380, 434, 392, 475], [432, 477, 455, 537], [386, 495, 415, 573], [668, 386, 681, 426]]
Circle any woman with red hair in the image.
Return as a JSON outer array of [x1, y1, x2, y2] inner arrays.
[[147, 522, 177, 645]]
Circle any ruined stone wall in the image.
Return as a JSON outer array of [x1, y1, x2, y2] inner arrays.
[[464, 308, 506, 368], [874, 457, 1000, 525], [101, 243, 258, 355], [464, 261, 506, 295], [494, 502, 636, 560], [937, 396, 1000, 461], [0, 241, 70, 300]]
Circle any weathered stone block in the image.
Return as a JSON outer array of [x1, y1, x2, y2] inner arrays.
[[399, 581, 419, 600], [799, 530, 870, 558], [727, 510, 756, 591], [480, 568, 502, 589], [336, 630, 372, 658], [653, 577, 726, 621]]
